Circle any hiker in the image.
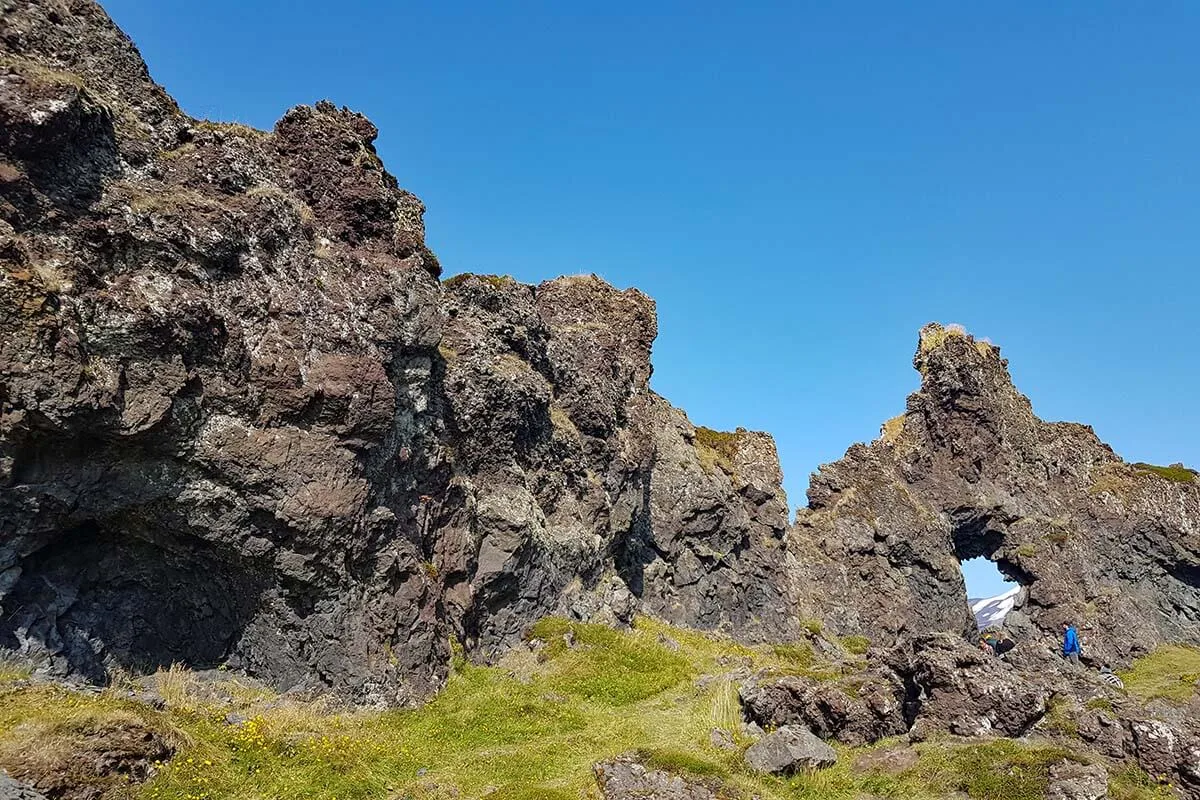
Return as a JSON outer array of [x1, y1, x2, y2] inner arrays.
[[978, 635, 993, 655], [993, 632, 1015, 657], [1099, 666, 1124, 689], [1062, 622, 1082, 665]]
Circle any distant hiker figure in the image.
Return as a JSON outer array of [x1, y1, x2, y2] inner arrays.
[[994, 632, 1015, 658], [1062, 622, 1082, 665], [1099, 666, 1124, 689]]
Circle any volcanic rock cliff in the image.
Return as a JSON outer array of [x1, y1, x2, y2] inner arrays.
[[1, 0, 1198, 719], [0, 0, 791, 704]]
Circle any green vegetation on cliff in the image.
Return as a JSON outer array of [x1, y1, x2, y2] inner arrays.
[[694, 426, 740, 476], [1131, 462, 1199, 484]]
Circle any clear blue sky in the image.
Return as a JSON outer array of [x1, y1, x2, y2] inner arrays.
[[104, 1, 1199, 598]]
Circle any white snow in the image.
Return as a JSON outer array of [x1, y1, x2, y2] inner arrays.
[[970, 585, 1020, 630]]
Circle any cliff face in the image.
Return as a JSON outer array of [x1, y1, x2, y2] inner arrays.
[[2, 0, 1198, 710], [0, 0, 791, 703], [794, 323, 1200, 667]]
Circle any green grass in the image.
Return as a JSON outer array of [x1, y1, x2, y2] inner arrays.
[[1108, 765, 1176, 800], [526, 618, 692, 706], [0, 621, 1122, 800], [1131, 463, 1198, 484], [1040, 696, 1079, 738], [1120, 645, 1200, 704], [841, 636, 871, 656], [0, 659, 32, 683], [694, 427, 741, 477], [900, 739, 1082, 800], [635, 747, 729, 779]]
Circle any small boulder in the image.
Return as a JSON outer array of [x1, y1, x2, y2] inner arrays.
[[1046, 761, 1108, 800], [744, 725, 837, 775], [594, 759, 715, 800], [709, 728, 736, 750]]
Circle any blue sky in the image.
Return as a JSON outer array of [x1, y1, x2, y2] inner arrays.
[[104, 1, 1199, 598]]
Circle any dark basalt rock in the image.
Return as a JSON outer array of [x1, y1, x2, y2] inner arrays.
[[739, 669, 909, 746], [0, 773, 49, 800], [0, 0, 793, 702], [793, 323, 1200, 666]]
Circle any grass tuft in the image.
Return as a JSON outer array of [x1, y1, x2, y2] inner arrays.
[[527, 618, 692, 706], [635, 747, 729, 779], [904, 739, 1081, 800], [840, 636, 870, 656], [694, 427, 740, 477], [1109, 764, 1176, 800], [442, 273, 515, 291]]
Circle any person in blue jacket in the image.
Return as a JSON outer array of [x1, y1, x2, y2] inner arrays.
[[1062, 622, 1082, 665]]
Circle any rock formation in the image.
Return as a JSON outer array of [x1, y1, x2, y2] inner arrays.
[[1, 0, 1198, 719], [0, 0, 790, 704], [792, 323, 1200, 668]]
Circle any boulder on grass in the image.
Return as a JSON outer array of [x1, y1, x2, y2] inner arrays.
[[744, 725, 837, 775]]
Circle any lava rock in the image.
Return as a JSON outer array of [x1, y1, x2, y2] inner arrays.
[[1046, 761, 1108, 800], [594, 759, 716, 800], [0, 773, 48, 800], [740, 670, 909, 746], [743, 725, 837, 775]]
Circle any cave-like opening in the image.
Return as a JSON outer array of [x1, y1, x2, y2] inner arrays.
[[0, 520, 264, 684]]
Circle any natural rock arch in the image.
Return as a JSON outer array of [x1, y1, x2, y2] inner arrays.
[[791, 323, 1200, 667]]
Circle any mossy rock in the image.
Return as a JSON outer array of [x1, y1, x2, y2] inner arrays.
[[694, 426, 740, 477], [442, 272, 515, 291]]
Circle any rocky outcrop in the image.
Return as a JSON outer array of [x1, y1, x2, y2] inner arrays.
[[739, 669, 909, 746], [435, 275, 793, 658], [1047, 761, 1108, 800], [794, 323, 1200, 666], [899, 633, 1048, 738], [2, 0, 1198, 726], [0, 0, 792, 701], [593, 760, 717, 800], [0, 711, 176, 800]]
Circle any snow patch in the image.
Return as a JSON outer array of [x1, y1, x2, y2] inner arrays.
[[970, 585, 1019, 630]]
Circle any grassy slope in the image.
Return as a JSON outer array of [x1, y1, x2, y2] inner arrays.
[[0, 619, 1177, 800], [1120, 645, 1200, 704]]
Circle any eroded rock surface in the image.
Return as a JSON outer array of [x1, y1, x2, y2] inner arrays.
[[3, 0, 1200, 736], [0, 0, 792, 701], [593, 760, 717, 800], [794, 323, 1200, 666], [0, 774, 48, 800], [743, 724, 837, 775]]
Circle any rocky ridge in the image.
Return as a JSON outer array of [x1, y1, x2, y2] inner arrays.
[[0, 0, 791, 705]]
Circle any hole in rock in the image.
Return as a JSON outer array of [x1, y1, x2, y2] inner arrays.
[[0, 521, 265, 683], [962, 557, 1019, 632]]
